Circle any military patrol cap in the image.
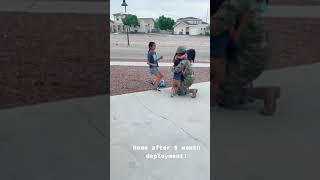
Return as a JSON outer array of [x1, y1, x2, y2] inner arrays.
[[176, 46, 187, 54]]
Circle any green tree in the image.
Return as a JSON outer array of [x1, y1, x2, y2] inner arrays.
[[156, 16, 175, 30], [122, 15, 140, 28], [154, 20, 159, 30]]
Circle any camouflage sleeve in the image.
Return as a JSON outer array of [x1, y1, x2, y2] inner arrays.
[[173, 61, 185, 73], [212, 0, 239, 36], [183, 61, 192, 75], [232, 1, 269, 76]]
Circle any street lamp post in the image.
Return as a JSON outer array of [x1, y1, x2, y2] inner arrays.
[[121, 0, 130, 46]]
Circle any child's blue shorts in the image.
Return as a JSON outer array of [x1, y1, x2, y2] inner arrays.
[[149, 67, 159, 75], [173, 72, 182, 80]]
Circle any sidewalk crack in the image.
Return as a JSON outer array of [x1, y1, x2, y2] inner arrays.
[[135, 95, 207, 148], [73, 103, 107, 140]]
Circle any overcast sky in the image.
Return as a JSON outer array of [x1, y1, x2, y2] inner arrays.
[[110, 0, 210, 23]]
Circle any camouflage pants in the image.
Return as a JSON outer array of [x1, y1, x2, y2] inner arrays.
[[212, 0, 269, 107], [216, 59, 264, 107], [177, 76, 194, 96]]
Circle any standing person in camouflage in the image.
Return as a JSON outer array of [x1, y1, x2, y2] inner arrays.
[[173, 46, 198, 98], [212, 0, 280, 115]]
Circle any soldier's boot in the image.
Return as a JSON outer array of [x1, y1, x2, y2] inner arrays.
[[247, 86, 281, 115], [261, 87, 281, 115]]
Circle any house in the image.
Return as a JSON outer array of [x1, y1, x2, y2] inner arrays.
[[131, 18, 155, 33], [110, 19, 114, 32], [173, 17, 210, 35], [138, 18, 155, 33], [111, 13, 155, 33], [112, 13, 133, 33]]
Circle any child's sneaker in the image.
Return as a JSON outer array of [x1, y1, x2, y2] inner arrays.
[[155, 87, 161, 91], [158, 80, 166, 88], [260, 87, 281, 116]]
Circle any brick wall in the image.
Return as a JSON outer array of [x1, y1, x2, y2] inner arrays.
[[271, 0, 320, 5], [0, 12, 108, 109], [263, 17, 320, 69]]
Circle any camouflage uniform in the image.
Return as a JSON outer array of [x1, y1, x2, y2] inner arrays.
[[212, 0, 270, 106], [174, 59, 194, 95]]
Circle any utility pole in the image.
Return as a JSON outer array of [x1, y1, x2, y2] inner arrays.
[[206, 8, 208, 23], [121, 0, 130, 46]]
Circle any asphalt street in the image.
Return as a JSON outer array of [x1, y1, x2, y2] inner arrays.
[[110, 34, 210, 62]]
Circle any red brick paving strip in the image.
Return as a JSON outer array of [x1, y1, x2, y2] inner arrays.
[[0, 12, 108, 109], [110, 66, 210, 96], [264, 17, 320, 69], [2, 12, 320, 108], [271, 0, 320, 5]]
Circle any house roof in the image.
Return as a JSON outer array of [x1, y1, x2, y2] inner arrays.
[[176, 17, 206, 26], [174, 20, 205, 26], [139, 18, 155, 23], [177, 17, 201, 21], [173, 20, 208, 28], [173, 21, 192, 28], [113, 13, 133, 16]]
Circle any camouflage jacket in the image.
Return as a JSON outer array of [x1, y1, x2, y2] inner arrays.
[[212, 0, 264, 36], [213, 0, 270, 69], [212, 0, 238, 36]]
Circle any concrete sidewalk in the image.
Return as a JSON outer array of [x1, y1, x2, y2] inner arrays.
[[110, 61, 210, 67], [110, 82, 210, 180], [213, 63, 320, 179], [110, 57, 210, 63], [1, 62, 320, 179], [0, 96, 108, 180]]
